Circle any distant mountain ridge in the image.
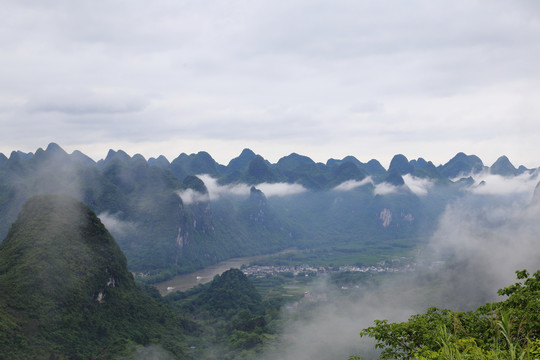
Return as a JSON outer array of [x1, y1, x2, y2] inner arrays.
[[0, 143, 537, 282], [1, 144, 534, 187]]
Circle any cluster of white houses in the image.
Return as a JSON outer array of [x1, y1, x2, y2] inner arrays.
[[241, 261, 416, 278]]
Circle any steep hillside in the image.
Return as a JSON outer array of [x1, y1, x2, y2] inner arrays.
[[0, 144, 536, 283], [0, 195, 190, 359]]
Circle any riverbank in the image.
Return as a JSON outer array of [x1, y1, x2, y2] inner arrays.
[[154, 250, 295, 296]]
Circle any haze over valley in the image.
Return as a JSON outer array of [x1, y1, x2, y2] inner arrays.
[[2, 1, 540, 358], [1, 144, 539, 359]]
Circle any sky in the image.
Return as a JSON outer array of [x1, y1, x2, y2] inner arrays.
[[1, 0, 540, 168]]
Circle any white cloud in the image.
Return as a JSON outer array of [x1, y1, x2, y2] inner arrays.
[[429, 194, 540, 296], [374, 182, 399, 196], [98, 212, 137, 237], [402, 174, 434, 196], [333, 176, 426, 196], [176, 188, 210, 205], [333, 177, 373, 192], [335, 174, 433, 196], [178, 175, 307, 203], [257, 182, 307, 197], [261, 278, 419, 360], [468, 171, 539, 196], [198, 174, 251, 200], [261, 180, 540, 360]]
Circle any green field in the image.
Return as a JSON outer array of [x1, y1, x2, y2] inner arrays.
[[248, 237, 428, 268]]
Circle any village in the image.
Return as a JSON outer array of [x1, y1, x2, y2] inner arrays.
[[241, 260, 417, 278]]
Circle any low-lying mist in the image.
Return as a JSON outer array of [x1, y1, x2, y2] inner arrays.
[[258, 182, 540, 360], [177, 174, 307, 204], [331, 174, 434, 196]]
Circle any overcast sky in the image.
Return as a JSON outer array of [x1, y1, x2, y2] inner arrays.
[[1, 0, 539, 168]]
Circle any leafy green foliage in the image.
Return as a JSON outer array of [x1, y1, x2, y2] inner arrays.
[[0, 195, 191, 359], [0, 144, 492, 284], [358, 270, 540, 360], [187, 269, 263, 318], [162, 269, 283, 359]]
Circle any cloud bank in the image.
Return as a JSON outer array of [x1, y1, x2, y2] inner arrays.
[[98, 212, 137, 237], [429, 193, 540, 295], [402, 174, 433, 196], [260, 180, 540, 360], [467, 171, 539, 196], [332, 177, 373, 192], [333, 174, 434, 196], [177, 174, 307, 204]]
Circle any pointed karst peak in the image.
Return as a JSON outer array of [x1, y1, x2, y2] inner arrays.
[[70, 150, 96, 165], [388, 154, 413, 175], [0, 194, 187, 358], [194, 151, 216, 164], [7, 151, 27, 171], [227, 148, 257, 172], [384, 170, 405, 186], [250, 185, 266, 199], [439, 152, 484, 178], [45, 142, 67, 155], [188, 151, 219, 175], [0, 194, 134, 325], [276, 152, 316, 171], [104, 149, 131, 162], [8, 150, 21, 161], [33, 143, 71, 163], [183, 175, 208, 194], [490, 155, 518, 176], [148, 154, 170, 168], [246, 155, 276, 183], [0, 152, 7, 166], [239, 148, 256, 158], [365, 159, 387, 176], [326, 155, 362, 168], [0, 195, 132, 298], [132, 153, 146, 162], [157, 154, 169, 162], [331, 161, 366, 182]]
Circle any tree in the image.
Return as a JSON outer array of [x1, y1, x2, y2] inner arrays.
[[357, 270, 540, 360]]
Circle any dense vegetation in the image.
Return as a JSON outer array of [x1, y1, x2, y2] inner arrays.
[[0, 195, 192, 359], [0, 144, 534, 285], [0, 143, 536, 282], [162, 269, 286, 360], [0, 189, 539, 359], [353, 270, 540, 360]]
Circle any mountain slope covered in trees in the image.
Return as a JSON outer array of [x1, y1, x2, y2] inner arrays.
[[0, 144, 537, 281], [0, 194, 191, 359]]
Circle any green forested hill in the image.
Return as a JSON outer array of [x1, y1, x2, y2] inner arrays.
[[0, 144, 535, 282], [163, 268, 282, 359], [0, 195, 190, 359]]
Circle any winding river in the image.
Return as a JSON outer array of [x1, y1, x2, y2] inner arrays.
[[154, 251, 291, 296]]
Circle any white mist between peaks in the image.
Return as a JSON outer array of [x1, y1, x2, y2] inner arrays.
[[259, 181, 540, 360], [466, 171, 539, 196], [177, 174, 307, 205], [332, 174, 433, 196], [97, 212, 137, 237]]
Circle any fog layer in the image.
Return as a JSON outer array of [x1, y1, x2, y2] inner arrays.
[[260, 178, 540, 360]]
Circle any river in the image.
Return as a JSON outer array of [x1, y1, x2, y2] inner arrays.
[[154, 251, 292, 296]]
